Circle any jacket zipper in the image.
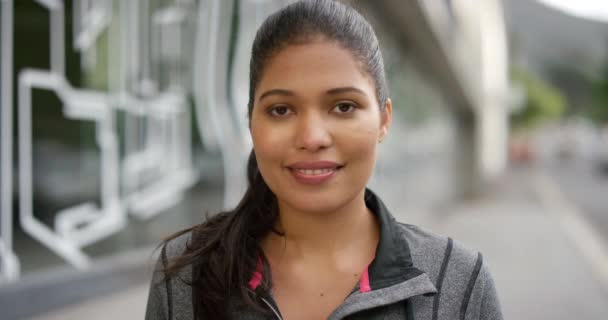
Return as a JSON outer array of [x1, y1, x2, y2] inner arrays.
[[261, 297, 284, 320]]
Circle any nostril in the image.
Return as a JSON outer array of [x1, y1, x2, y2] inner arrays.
[[294, 127, 332, 151]]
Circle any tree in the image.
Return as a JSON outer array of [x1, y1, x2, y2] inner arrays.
[[510, 67, 566, 130]]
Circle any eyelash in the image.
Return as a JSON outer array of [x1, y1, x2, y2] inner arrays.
[[333, 102, 357, 114], [267, 105, 293, 117], [266, 102, 359, 118]]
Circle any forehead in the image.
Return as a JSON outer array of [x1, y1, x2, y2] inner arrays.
[[256, 40, 374, 98]]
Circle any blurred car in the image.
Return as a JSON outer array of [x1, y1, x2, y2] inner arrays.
[[509, 137, 536, 163]]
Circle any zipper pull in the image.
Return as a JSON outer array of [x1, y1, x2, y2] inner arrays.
[[261, 296, 283, 320]]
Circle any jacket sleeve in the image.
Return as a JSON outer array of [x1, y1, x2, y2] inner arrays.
[[145, 247, 170, 320], [466, 260, 504, 320]]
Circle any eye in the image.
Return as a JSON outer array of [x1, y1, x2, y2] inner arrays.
[[268, 105, 293, 117], [333, 102, 357, 114]]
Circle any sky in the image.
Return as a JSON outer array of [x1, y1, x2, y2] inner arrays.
[[536, 0, 608, 23]]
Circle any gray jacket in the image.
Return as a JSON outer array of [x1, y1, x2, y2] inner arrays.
[[145, 190, 503, 319]]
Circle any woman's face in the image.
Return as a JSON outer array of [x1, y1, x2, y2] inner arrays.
[[250, 40, 391, 214]]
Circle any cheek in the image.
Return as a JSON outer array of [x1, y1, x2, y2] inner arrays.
[[351, 131, 378, 163], [336, 120, 379, 163], [251, 120, 288, 180], [252, 121, 287, 148], [348, 113, 381, 143]]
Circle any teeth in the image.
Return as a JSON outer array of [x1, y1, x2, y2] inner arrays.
[[294, 168, 335, 176]]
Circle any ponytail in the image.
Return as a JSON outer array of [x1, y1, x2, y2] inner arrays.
[[161, 150, 278, 319]]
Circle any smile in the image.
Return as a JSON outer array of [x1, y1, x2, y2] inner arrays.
[[292, 168, 336, 176], [286, 161, 344, 185]]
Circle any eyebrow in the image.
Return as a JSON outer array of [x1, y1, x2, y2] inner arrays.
[[258, 86, 367, 102], [258, 89, 295, 102], [326, 86, 367, 97]]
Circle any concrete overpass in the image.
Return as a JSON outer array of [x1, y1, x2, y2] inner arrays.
[[356, 0, 510, 198]]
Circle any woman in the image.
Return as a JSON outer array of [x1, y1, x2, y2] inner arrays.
[[145, 1, 503, 319]]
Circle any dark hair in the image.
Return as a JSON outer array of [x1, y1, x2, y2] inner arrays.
[[162, 1, 388, 319], [248, 0, 388, 113]]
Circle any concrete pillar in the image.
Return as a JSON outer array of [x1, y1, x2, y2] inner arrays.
[[452, 110, 481, 199]]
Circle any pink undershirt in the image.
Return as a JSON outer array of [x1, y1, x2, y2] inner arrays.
[[248, 258, 372, 293]]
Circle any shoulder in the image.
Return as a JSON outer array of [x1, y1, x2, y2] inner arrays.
[[162, 231, 193, 260], [398, 223, 503, 319], [146, 231, 195, 320], [396, 223, 485, 284], [148, 231, 193, 287]]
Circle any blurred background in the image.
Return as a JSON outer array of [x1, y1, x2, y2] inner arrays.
[[0, 0, 607, 319]]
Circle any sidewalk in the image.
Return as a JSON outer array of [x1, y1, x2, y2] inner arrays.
[[30, 166, 608, 320], [30, 283, 149, 320]]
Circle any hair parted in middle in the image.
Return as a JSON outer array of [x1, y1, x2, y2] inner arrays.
[[248, 0, 389, 115]]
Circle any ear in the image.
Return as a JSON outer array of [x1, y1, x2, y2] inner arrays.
[[379, 98, 392, 142]]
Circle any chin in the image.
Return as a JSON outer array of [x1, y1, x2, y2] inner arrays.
[[277, 186, 364, 215]]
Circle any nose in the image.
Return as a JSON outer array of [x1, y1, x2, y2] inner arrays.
[[294, 112, 332, 152]]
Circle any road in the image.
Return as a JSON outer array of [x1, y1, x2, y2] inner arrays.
[[543, 156, 608, 244]]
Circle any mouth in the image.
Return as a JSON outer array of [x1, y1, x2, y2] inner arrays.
[[290, 167, 341, 176], [285, 161, 344, 184]]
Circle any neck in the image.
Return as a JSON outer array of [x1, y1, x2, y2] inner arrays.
[[263, 189, 379, 261]]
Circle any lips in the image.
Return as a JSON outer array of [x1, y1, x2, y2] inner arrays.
[[286, 161, 344, 184]]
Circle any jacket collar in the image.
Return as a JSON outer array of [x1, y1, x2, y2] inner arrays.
[[363, 188, 431, 291], [320, 189, 437, 319]]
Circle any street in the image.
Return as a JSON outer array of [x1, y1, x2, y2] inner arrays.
[[543, 157, 608, 244]]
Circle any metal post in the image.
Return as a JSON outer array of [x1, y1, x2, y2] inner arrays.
[[1, 0, 20, 282]]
